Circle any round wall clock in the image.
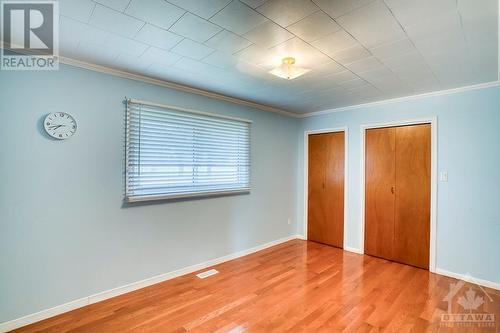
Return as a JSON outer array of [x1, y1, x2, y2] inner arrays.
[[44, 112, 77, 139]]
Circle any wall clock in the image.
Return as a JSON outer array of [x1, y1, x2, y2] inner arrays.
[[43, 112, 77, 139]]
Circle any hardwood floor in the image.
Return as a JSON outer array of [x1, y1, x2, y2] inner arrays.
[[13, 240, 499, 332]]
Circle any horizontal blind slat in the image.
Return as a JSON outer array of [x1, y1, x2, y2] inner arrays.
[[130, 183, 250, 194], [128, 107, 248, 131], [127, 138, 250, 149], [126, 100, 251, 201], [127, 121, 249, 137]]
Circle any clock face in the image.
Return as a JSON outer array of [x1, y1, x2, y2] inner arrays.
[[44, 112, 77, 139]]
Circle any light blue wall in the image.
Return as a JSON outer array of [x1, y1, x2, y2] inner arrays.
[[297, 86, 500, 284], [0, 65, 298, 323], [1, 64, 499, 324]]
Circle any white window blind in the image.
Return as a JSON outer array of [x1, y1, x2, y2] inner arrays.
[[125, 99, 251, 202]]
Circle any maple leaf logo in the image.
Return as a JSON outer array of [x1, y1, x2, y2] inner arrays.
[[457, 288, 484, 312]]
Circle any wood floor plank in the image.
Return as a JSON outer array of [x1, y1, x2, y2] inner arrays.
[[11, 240, 499, 333]]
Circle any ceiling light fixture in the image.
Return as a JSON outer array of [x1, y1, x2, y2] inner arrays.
[[269, 57, 310, 80]]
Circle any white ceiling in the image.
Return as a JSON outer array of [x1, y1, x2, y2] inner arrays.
[[57, 0, 498, 114]]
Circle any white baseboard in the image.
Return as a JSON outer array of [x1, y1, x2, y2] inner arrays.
[[435, 268, 500, 291], [3, 237, 497, 332], [338, 250, 499, 291], [296, 236, 363, 255], [0, 234, 301, 332], [344, 246, 364, 254]]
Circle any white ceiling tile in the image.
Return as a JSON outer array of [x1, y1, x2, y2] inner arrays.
[[298, 72, 333, 85], [325, 70, 359, 82], [171, 39, 215, 60], [140, 47, 182, 66], [393, 66, 440, 90], [461, 17, 497, 48], [134, 24, 183, 50], [234, 61, 273, 79], [60, 16, 110, 45], [256, 0, 318, 27], [205, 30, 252, 54], [384, 0, 457, 28], [201, 66, 235, 81], [146, 63, 199, 84], [311, 60, 345, 74], [331, 45, 371, 64], [234, 44, 275, 66], [75, 41, 120, 63], [313, 0, 375, 18], [300, 81, 341, 93], [173, 57, 213, 74], [338, 77, 369, 89], [169, 13, 222, 42], [287, 11, 341, 42], [243, 21, 294, 48], [336, 0, 406, 48], [425, 54, 479, 87], [348, 84, 379, 96], [210, 1, 269, 35], [408, 7, 462, 36], [311, 30, 358, 55], [59, 37, 79, 55], [267, 37, 331, 69], [344, 56, 384, 73], [458, 0, 497, 48], [380, 51, 429, 71], [201, 51, 240, 68], [56, 0, 498, 113], [410, 29, 467, 58], [404, 9, 466, 56], [105, 34, 149, 57], [60, 0, 95, 23], [457, 0, 497, 21], [166, 0, 232, 19], [369, 38, 416, 61], [114, 54, 153, 71], [94, 0, 130, 12], [388, 58, 434, 77], [240, 0, 269, 8], [357, 67, 394, 81], [469, 43, 498, 82], [125, 0, 185, 30], [89, 4, 144, 37], [367, 75, 409, 94], [411, 82, 442, 94]]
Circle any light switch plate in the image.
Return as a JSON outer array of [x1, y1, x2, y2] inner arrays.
[[440, 171, 448, 182]]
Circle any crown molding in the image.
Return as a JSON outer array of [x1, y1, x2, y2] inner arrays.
[[298, 80, 500, 118], [59, 57, 300, 118], [7, 53, 500, 120]]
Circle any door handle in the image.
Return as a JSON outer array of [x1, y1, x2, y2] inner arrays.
[[391, 186, 395, 194]]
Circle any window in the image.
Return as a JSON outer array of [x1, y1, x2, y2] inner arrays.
[[125, 99, 251, 202]]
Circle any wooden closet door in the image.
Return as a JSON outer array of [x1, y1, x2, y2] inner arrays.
[[364, 128, 396, 260], [394, 124, 431, 269], [308, 132, 344, 248]]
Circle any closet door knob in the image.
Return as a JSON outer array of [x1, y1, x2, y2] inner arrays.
[[391, 186, 395, 194]]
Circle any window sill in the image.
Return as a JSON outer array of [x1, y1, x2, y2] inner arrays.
[[125, 188, 251, 203]]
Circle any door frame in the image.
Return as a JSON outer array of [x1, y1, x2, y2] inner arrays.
[[303, 127, 348, 249], [360, 117, 438, 272]]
